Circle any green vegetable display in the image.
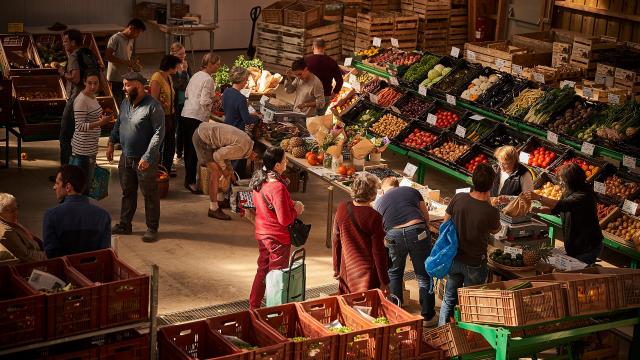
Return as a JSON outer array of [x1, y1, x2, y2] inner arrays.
[[402, 55, 440, 83], [524, 86, 576, 125], [593, 100, 640, 142], [234, 55, 263, 70], [214, 64, 230, 88]]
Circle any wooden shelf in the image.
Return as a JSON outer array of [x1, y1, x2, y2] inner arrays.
[[554, 1, 640, 23]]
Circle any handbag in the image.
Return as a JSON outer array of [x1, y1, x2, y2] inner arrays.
[[89, 165, 110, 200], [260, 192, 310, 247]]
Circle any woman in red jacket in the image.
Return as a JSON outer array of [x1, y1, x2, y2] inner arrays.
[[333, 172, 389, 294], [249, 147, 304, 309]]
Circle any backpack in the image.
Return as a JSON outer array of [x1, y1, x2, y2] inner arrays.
[[76, 47, 99, 82]]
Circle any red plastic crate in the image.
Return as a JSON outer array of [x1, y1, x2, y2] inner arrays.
[[0, 266, 46, 349], [254, 303, 337, 360], [340, 289, 423, 360], [65, 249, 150, 328], [12, 258, 100, 339], [296, 296, 382, 360], [101, 335, 149, 360], [159, 320, 247, 360], [207, 310, 289, 360], [48, 347, 100, 360]]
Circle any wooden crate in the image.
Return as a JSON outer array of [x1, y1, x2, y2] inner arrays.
[[414, 0, 451, 14], [464, 41, 552, 74], [284, 2, 323, 28], [401, 0, 414, 12], [361, 0, 391, 11], [552, 41, 572, 67], [262, 0, 297, 24]]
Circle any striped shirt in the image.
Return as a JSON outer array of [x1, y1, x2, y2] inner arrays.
[[72, 92, 102, 156]]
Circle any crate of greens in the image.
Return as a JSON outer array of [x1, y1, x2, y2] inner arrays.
[[419, 56, 458, 90], [502, 87, 545, 120], [341, 102, 383, 128], [430, 62, 481, 100], [590, 99, 640, 149], [401, 53, 441, 87], [456, 117, 497, 143], [523, 86, 577, 126]]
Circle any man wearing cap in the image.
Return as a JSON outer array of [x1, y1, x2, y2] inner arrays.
[[107, 72, 165, 242], [305, 38, 343, 114]]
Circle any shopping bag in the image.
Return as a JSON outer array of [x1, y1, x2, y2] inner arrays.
[[230, 179, 251, 213], [425, 219, 458, 279], [265, 249, 306, 306], [89, 165, 110, 200]]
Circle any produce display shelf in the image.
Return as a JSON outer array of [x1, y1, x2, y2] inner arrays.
[[453, 307, 640, 360], [407, 151, 472, 185]]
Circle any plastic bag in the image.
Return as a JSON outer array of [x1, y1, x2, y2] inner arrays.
[[425, 219, 458, 279]]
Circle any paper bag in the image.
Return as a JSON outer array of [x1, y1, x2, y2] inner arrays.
[[351, 138, 375, 159]]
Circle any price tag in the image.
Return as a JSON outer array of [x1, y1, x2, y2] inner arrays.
[[560, 80, 576, 88], [446, 94, 456, 106], [418, 85, 427, 96], [456, 187, 471, 194], [466, 50, 476, 61], [263, 108, 275, 123], [495, 58, 506, 69], [470, 114, 485, 120], [427, 113, 437, 125], [593, 181, 606, 194], [519, 152, 530, 164], [240, 88, 251, 98], [595, 74, 606, 85], [512, 64, 523, 76], [344, 57, 353, 67], [547, 131, 559, 144], [373, 37, 382, 47], [623, 155, 637, 169], [622, 199, 639, 215], [389, 76, 399, 86], [248, 105, 256, 114], [450, 46, 460, 58], [260, 95, 269, 105], [608, 93, 620, 105], [455, 125, 466, 138], [349, 73, 357, 85], [504, 246, 523, 256], [390, 105, 401, 114], [391, 38, 399, 48], [369, 93, 378, 104], [533, 72, 545, 83], [583, 87, 593, 99], [403, 162, 418, 178], [581, 142, 595, 156]]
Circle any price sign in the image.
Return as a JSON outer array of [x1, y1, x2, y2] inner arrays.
[[418, 85, 427, 96], [608, 93, 620, 105], [369, 93, 378, 104], [622, 199, 639, 215], [390, 105, 401, 114], [533, 72, 545, 83], [495, 58, 506, 69], [456, 187, 471, 194], [470, 114, 485, 120], [389, 76, 399, 86], [581, 142, 595, 156], [240, 88, 251, 98], [446, 94, 456, 106], [547, 131, 559, 144], [583, 87, 593, 99], [344, 57, 353, 67], [263, 108, 275, 122], [519, 152, 530, 164], [260, 95, 269, 105], [560, 80, 576, 88], [466, 50, 476, 61], [391, 37, 399, 48], [594, 181, 606, 194], [373, 37, 382, 47], [248, 105, 256, 114], [349, 73, 357, 85], [403, 162, 418, 178], [427, 113, 437, 125], [504, 246, 523, 256], [450, 46, 460, 58], [623, 155, 637, 169], [455, 125, 466, 138], [512, 64, 523, 76]]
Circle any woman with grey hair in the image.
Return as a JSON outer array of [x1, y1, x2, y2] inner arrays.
[[0, 193, 46, 262], [222, 66, 261, 178], [332, 173, 390, 294]]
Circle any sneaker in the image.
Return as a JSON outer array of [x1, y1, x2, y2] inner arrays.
[[208, 208, 231, 220], [142, 229, 158, 242], [423, 317, 439, 328], [218, 199, 231, 209], [112, 223, 132, 235]]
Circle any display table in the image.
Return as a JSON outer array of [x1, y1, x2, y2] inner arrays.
[[144, 20, 218, 53]]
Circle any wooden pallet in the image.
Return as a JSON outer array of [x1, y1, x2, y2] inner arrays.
[[361, 0, 391, 11], [401, 0, 414, 12], [257, 21, 342, 64]]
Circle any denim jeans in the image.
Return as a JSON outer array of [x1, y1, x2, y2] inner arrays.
[[572, 243, 603, 265], [386, 223, 435, 320], [438, 259, 488, 326], [69, 154, 96, 195], [118, 155, 160, 231]]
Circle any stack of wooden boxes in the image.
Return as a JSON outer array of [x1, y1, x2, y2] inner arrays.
[[569, 35, 617, 78], [355, 11, 395, 51], [393, 13, 420, 51], [415, 0, 451, 54], [361, 0, 391, 12], [448, 0, 468, 52]]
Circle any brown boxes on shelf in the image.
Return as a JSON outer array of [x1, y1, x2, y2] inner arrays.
[[355, 11, 395, 51], [133, 1, 189, 20], [464, 41, 552, 74], [553, 42, 572, 67], [569, 35, 618, 75], [567, 267, 640, 309], [393, 13, 419, 51], [0, 33, 50, 77], [285, 2, 323, 28], [11, 75, 67, 137], [262, 0, 298, 24], [361, 0, 391, 12], [448, 5, 468, 50], [342, 15, 357, 57]]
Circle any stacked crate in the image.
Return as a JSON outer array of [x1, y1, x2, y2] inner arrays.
[[400, 0, 414, 12], [342, 14, 357, 57], [393, 13, 420, 51], [355, 11, 395, 51], [416, 1, 451, 54], [448, 0, 468, 52], [614, 66, 640, 99], [361, 0, 391, 11], [569, 35, 617, 78]]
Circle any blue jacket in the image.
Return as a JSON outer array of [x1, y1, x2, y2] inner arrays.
[[43, 195, 111, 258], [223, 87, 259, 130]]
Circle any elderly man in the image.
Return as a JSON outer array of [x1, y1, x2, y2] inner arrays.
[[107, 72, 165, 242], [284, 58, 325, 117], [305, 38, 343, 113], [0, 193, 46, 263], [192, 121, 266, 220]]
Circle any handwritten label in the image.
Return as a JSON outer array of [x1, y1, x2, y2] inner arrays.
[[373, 37, 382, 47], [470, 114, 485, 120], [390, 105, 401, 114], [560, 80, 576, 88], [622, 200, 639, 215], [446, 94, 456, 106], [466, 50, 476, 61], [583, 87, 593, 99], [418, 85, 427, 96], [504, 246, 523, 256], [344, 57, 353, 67], [240, 88, 251, 98], [260, 95, 269, 105], [608, 93, 620, 105], [450, 47, 460, 58], [623, 155, 637, 169], [369, 93, 378, 104], [547, 131, 559, 144], [519, 152, 530, 164], [427, 113, 437, 125], [495, 58, 506, 69], [512, 64, 523, 75], [389, 76, 399, 86], [533, 72, 545, 83], [349, 73, 357, 86], [455, 125, 466, 138], [403, 162, 418, 178], [593, 181, 606, 194], [456, 187, 471, 194], [391, 38, 399, 47], [581, 142, 595, 156], [263, 108, 275, 122]]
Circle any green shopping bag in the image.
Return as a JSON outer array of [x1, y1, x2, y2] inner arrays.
[[265, 248, 306, 307]]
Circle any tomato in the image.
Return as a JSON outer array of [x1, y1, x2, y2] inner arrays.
[[337, 165, 348, 176]]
